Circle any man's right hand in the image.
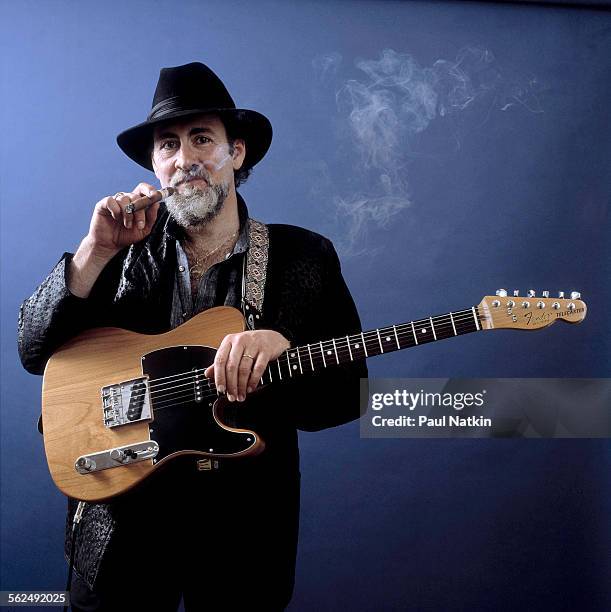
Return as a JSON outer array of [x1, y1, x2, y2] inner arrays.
[[68, 182, 164, 298], [88, 182, 163, 257]]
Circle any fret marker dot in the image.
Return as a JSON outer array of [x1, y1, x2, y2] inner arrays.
[[355, 344, 360, 348], [290, 353, 295, 358], [292, 365, 297, 370], [386, 337, 391, 341], [422, 328, 427, 333], [327, 350, 332, 355]]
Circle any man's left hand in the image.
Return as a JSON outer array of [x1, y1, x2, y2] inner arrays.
[[204, 330, 291, 402]]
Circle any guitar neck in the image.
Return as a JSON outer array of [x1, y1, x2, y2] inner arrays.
[[260, 306, 482, 384]]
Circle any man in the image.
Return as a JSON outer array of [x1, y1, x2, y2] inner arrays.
[[18, 62, 367, 611]]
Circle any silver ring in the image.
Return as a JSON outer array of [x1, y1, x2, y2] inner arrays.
[[125, 203, 135, 214], [113, 192, 125, 200]]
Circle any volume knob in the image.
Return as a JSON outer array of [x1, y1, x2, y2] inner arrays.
[[110, 449, 127, 463], [76, 457, 96, 472]]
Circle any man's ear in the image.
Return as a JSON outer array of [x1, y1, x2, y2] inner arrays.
[[232, 139, 246, 170]]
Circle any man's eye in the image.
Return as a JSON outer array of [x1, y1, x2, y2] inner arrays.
[[160, 141, 177, 150], [195, 135, 212, 145]]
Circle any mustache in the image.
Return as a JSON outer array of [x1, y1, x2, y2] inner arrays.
[[170, 167, 212, 187]]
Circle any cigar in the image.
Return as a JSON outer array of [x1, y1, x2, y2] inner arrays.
[[125, 187, 175, 214]]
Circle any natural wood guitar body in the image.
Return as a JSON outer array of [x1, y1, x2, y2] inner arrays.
[[42, 306, 253, 502]]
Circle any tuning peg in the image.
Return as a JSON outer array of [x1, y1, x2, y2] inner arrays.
[[570, 291, 581, 300], [558, 291, 565, 298], [527, 289, 536, 298], [495, 288, 507, 297], [542, 290, 549, 298], [513, 290, 520, 297]]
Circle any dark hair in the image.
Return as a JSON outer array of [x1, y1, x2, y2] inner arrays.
[[223, 112, 253, 188]]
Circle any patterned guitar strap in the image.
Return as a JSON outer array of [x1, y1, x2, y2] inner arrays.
[[241, 218, 269, 329]]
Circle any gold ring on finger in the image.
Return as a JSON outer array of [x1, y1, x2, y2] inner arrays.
[[242, 353, 254, 360]]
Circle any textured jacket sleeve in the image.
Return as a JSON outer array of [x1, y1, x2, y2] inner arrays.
[[17, 252, 124, 376], [263, 227, 368, 431]]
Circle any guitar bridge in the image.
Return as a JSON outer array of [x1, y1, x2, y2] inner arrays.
[[101, 376, 152, 428]]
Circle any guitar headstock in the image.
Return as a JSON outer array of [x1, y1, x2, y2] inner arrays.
[[478, 289, 587, 330]]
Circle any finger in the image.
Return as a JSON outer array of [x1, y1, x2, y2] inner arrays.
[[212, 339, 232, 397], [99, 196, 122, 222], [247, 353, 268, 394], [237, 352, 256, 401], [224, 340, 245, 402], [132, 205, 147, 231], [115, 194, 134, 229], [134, 182, 158, 198]]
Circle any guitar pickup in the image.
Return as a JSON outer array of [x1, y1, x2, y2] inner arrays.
[[101, 376, 152, 428], [75, 441, 159, 474]]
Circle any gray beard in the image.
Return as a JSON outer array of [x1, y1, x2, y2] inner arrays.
[[164, 181, 230, 228]]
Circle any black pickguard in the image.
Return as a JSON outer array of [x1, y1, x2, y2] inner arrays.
[[141, 345, 257, 462]]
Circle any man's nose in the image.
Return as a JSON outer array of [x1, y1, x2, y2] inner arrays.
[[174, 143, 201, 171]]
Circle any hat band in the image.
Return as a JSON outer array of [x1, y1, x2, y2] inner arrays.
[[148, 95, 236, 121]]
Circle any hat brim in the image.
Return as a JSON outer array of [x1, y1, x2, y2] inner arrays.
[[116, 108, 272, 172]]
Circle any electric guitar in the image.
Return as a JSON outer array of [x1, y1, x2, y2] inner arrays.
[[41, 290, 587, 502]]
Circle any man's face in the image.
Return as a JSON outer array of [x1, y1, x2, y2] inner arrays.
[[151, 114, 245, 228]]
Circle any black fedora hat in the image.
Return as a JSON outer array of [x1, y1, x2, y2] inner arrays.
[[117, 62, 272, 172]]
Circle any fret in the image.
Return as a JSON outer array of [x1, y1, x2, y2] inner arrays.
[[307, 344, 314, 371], [332, 338, 339, 364], [472, 306, 480, 331], [364, 331, 380, 357], [393, 325, 401, 350], [295, 348, 303, 374], [319, 341, 327, 368], [429, 317, 437, 341], [438, 315, 450, 340], [267, 364, 273, 383], [411, 321, 418, 345], [276, 359, 282, 381], [376, 329, 383, 353], [346, 335, 353, 361], [360, 332, 368, 357], [450, 312, 457, 336]]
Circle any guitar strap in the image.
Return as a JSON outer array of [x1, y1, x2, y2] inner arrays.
[[241, 218, 269, 330]]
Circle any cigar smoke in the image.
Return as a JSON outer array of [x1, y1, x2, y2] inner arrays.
[[312, 47, 543, 256]]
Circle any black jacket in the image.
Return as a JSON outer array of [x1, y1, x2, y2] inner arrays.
[[18, 203, 368, 590]]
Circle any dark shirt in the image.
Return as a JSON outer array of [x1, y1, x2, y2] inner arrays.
[[170, 196, 250, 329]]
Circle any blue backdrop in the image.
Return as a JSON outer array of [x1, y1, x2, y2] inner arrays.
[[1, 1, 609, 610]]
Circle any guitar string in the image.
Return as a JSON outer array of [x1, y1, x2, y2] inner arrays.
[[141, 313, 480, 401], [147, 320, 483, 413], [123, 312, 482, 409], [137, 309, 480, 387], [142, 309, 480, 393], [134, 316, 482, 413]]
